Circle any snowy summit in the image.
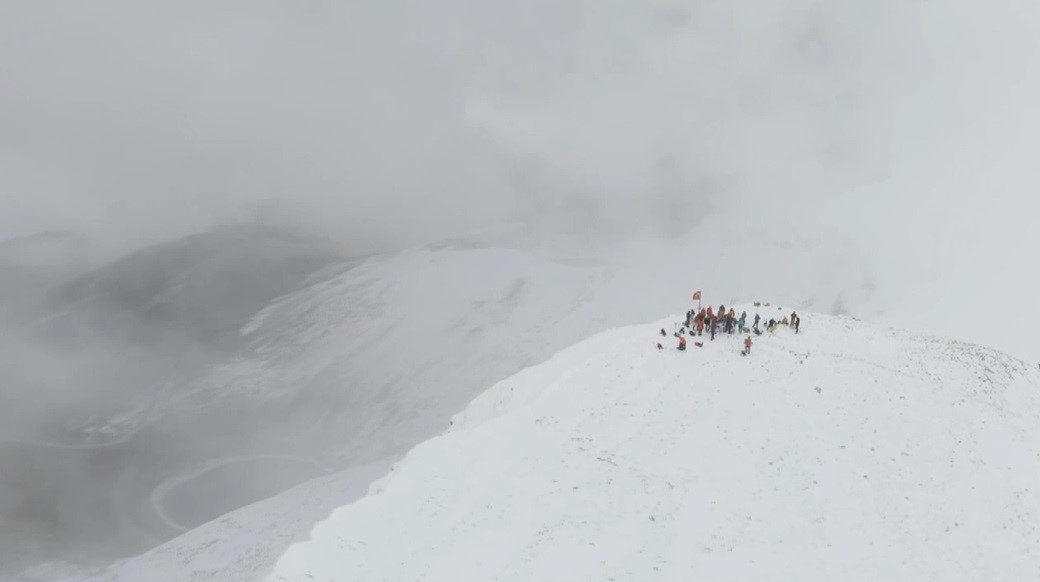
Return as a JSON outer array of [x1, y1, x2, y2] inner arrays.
[[269, 306, 1040, 581]]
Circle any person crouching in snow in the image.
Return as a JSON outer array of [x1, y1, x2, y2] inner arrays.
[[678, 335, 687, 351], [744, 335, 753, 355]]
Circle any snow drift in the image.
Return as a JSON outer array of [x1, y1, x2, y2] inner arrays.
[[270, 308, 1040, 581]]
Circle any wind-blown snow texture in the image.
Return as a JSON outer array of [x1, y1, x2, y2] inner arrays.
[[270, 308, 1040, 581]]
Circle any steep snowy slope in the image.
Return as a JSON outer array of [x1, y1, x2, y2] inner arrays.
[[75, 222, 991, 582], [270, 309, 1040, 581], [72, 230, 876, 582]]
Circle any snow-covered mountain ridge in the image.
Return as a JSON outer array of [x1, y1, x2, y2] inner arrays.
[[270, 308, 1040, 581], [44, 224, 1028, 581]]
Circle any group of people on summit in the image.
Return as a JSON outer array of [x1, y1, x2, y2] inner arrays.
[[659, 301, 802, 356]]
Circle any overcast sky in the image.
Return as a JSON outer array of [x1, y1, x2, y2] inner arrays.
[[1, 1, 1037, 259], [4, 5, 1040, 574]]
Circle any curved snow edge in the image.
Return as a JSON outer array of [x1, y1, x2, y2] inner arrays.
[[366, 318, 667, 496]]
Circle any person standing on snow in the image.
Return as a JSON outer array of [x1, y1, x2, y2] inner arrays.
[[744, 335, 753, 355], [710, 315, 718, 340], [792, 312, 801, 334], [753, 313, 761, 332], [738, 311, 747, 332]]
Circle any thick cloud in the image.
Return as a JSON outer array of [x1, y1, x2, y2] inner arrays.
[[2, 0, 1038, 339]]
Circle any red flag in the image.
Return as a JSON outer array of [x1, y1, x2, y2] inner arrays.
[[692, 291, 702, 301]]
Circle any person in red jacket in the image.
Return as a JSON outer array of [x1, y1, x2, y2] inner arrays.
[[678, 335, 687, 351], [744, 335, 753, 355]]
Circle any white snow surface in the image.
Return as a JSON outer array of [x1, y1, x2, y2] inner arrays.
[[77, 230, 1036, 582], [270, 308, 1040, 581]]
